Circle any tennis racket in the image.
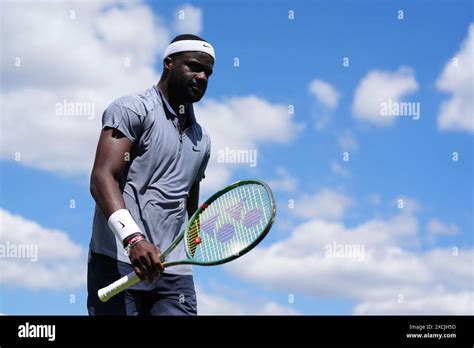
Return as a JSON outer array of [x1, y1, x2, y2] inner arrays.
[[98, 179, 276, 302]]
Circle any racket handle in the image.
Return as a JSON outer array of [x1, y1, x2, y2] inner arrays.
[[98, 271, 140, 303]]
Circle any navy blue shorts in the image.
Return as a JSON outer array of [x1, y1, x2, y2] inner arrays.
[[87, 252, 197, 316]]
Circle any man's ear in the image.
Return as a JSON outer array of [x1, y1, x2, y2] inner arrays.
[[163, 57, 173, 71]]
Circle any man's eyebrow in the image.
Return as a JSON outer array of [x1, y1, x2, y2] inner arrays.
[[186, 58, 211, 66], [186, 59, 213, 73]]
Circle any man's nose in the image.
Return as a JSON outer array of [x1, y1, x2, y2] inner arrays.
[[196, 71, 208, 84]]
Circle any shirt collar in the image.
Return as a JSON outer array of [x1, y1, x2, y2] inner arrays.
[[153, 85, 197, 126], [154, 85, 176, 117]]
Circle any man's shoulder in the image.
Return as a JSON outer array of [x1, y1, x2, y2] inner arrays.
[[191, 106, 211, 141], [110, 86, 162, 118], [195, 123, 211, 150], [200, 125, 211, 140]]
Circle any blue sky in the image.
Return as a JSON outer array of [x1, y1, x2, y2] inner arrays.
[[0, 0, 472, 315]]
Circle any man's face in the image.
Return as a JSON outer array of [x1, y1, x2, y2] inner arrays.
[[167, 51, 214, 103]]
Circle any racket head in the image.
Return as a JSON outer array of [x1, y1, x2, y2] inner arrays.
[[183, 180, 276, 266]]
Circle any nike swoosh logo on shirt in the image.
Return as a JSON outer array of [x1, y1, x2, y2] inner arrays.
[[192, 146, 200, 152], [118, 221, 125, 228]]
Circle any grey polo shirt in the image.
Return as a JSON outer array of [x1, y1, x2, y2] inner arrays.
[[89, 86, 211, 275]]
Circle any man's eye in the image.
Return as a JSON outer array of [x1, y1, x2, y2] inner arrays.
[[189, 64, 200, 71]]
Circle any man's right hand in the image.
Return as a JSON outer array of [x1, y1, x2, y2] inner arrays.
[[129, 241, 164, 283]]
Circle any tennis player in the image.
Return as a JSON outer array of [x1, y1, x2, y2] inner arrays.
[[87, 34, 214, 315]]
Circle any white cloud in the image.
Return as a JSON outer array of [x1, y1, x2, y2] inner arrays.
[[197, 96, 302, 150], [337, 130, 358, 151], [0, 209, 86, 290], [196, 96, 303, 193], [331, 161, 351, 178], [290, 188, 353, 220], [308, 79, 339, 110], [224, 204, 473, 314], [352, 67, 419, 126], [2, 1, 166, 90], [354, 290, 473, 315], [308, 79, 340, 131], [267, 167, 298, 192], [436, 23, 474, 134], [427, 218, 459, 240], [393, 196, 420, 215], [96, 3, 170, 65], [0, 1, 167, 175], [173, 4, 203, 35], [226, 216, 422, 299], [196, 285, 299, 315]]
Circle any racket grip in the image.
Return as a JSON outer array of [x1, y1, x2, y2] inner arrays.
[[98, 271, 140, 303]]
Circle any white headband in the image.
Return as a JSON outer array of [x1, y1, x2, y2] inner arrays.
[[163, 40, 216, 61]]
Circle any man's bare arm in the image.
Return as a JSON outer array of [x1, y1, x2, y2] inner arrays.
[[90, 128, 163, 282], [187, 181, 200, 219], [90, 128, 131, 218]]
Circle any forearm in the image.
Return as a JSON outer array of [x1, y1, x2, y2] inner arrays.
[[91, 171, 163, 281], [90, 170, 126, 219]]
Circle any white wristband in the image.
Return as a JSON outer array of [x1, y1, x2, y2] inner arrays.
[[108, 209, 142, 243]]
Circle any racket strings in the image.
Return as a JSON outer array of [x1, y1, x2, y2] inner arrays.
[[186, 184, 273, 263], [187, 219, 200, 257]]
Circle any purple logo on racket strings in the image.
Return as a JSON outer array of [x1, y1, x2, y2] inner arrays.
[[201, 215, 219, 235], [226, 198, 246, 221], [216, 223, 235, 242], [243, 208, 261, 228], [199, 198, 263, 242]]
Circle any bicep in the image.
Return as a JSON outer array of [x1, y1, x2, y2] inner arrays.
[[92, 127, 133, 179]]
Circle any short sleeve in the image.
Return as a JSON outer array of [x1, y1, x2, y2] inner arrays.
[[195, 138, 211, 183], [102, 101, 144, 143]]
